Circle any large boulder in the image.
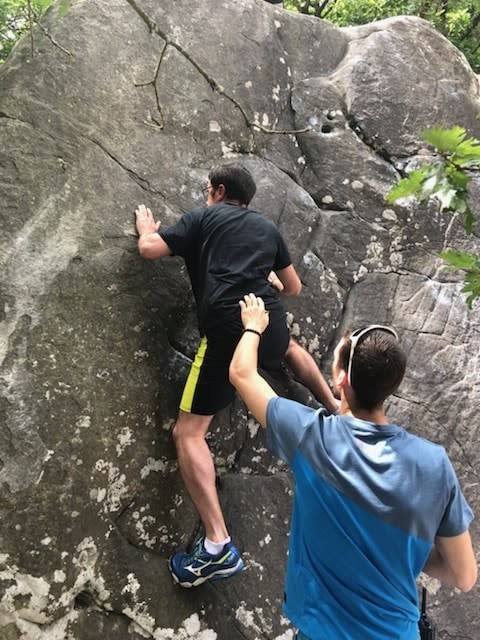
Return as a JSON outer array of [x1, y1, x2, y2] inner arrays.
[[0, 1, 478, 638]]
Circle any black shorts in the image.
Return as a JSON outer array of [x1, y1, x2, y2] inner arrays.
[[179, 313, 289, 416]]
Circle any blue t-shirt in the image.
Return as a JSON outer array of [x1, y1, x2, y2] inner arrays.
[[266, 397, 473, 640]]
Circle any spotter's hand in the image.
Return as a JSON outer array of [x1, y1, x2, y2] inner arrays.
[[239, 294, 270, 334]]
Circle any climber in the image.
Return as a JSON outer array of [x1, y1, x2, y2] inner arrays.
[[135, 162, 338, 587]]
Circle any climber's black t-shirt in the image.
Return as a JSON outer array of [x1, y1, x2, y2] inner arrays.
[[160, 202, 292, 335]]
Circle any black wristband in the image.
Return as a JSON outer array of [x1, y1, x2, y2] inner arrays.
[[243, 328, 262, 338]]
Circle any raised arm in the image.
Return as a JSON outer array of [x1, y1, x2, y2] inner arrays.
[[135, 204, 172, 259], [423, 530, 477, 592], [229, 294, 277, 427]]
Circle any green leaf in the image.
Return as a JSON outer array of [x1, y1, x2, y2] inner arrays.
[[461, 271, 480, 309], [385, 167, 429, 203], [440, 249, 478, 270], [441, 249, 480, 308], [422, 126, 480, 167], [453, 137, 480, 164], [445, 166, 470, 189], [423, 126, 468, 153]]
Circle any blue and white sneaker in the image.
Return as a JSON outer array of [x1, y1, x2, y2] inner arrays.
[[169, 538, 245, 587]]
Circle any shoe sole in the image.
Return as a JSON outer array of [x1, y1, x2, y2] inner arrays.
[[169, 558, 245, 588]]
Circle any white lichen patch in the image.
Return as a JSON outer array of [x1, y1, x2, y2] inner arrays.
[[75, 415, 91, 429], [134, 515, 158, 549], [124, 609, 218, 639], [291, 323, 300, 337], [364, 238, 384, 265], [247, 418, 260, 439], [58, 538, 110, 610], [353, 264, 369, 283], [235, 603, 262, 635], [140, 457, 167, 479], [235, 601, 270, 636], [389, 252, 403, 268], [351, 180, 364, 191], [259, 533, 272, 547], [382, 208, 398, 222], [0, 571, 52, 625], [220, 141, 236, 157], [116, 427, 134, 456], [417, 572, 441, 594], [307, 334, 320, 354], [93, 460, 129, 512], [182, 613, 201, 635], [244, 80, 252, 89], [272, 84, 280, 102], [244, 556, 264, 576], [122, 573, 141, 596], [91, 487, 106, 503], [53, 570, 66, 583], [321, 194, 333, 204], [14, 609, 80, 639], [123, 605, 156, 636], [208, 120, 221, 132]]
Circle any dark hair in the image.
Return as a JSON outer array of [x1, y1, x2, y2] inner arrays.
[[208, 162, 256, 205], [338, 329, 406, 410]]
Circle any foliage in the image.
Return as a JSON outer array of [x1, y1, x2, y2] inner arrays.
[[0, 0, 54, 63], [284, 0, 480, 73], [386, 126, 480, 308], [440, 249, 480, 308]]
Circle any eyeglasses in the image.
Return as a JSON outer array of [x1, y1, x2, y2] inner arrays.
[[347, 325, 398, 387], [202, 185, 214, 197]]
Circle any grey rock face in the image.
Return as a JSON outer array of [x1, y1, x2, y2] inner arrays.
[[0, 1, 479, 638]]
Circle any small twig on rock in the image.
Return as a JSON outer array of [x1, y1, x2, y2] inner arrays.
[[127, 0, 310, 139], [37, 21, 72, 56], [134, 40, 167, 128]]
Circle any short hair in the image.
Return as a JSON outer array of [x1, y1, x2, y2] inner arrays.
[[338, 328, 406, 410], [208, 162, 256, 206]]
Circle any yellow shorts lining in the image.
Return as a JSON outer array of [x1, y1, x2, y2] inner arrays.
[[179, 336, 208, 413]]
